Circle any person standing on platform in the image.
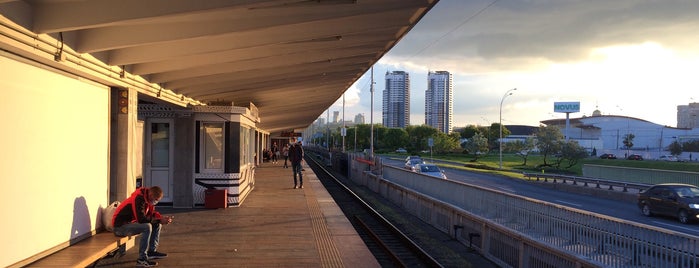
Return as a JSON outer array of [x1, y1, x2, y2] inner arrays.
[[271, 142, 279, 164], [289, 140, 304, 188], [282, 143, 290, 168]]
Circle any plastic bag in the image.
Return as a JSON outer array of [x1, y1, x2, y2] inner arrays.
[[102, 201, 120, 232]]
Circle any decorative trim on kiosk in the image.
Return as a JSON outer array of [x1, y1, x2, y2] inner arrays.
[[194, 173, 244, 207]]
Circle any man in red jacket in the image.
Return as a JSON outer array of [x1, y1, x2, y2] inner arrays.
[[112, 186, 173, 267]]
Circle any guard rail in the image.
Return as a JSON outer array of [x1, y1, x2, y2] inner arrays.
[[523, 172, 651, 193]]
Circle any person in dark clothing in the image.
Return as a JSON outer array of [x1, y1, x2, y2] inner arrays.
[[282, 143, 290, 168], [112, 186, 173, 267], [288, 141, 304, 188], [271, 142, 279, 163]]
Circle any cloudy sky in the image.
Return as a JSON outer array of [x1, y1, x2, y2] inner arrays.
[[327, 0, 699, 128]]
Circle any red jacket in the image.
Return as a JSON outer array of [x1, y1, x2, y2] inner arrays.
[[112, 188, 162, 227]]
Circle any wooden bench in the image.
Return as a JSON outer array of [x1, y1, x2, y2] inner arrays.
[[22, 232, 137, 268]]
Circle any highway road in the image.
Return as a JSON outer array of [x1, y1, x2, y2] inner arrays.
[[382, 157, 699, 236]]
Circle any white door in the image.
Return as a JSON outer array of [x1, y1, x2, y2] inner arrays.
[[145, 119, 174, 203]]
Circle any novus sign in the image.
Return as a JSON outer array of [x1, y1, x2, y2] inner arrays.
[[554, 102, 580, 113]]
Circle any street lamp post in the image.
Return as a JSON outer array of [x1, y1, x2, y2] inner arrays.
[[499, 88, 516, 169]]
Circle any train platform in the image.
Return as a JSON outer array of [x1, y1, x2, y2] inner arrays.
[[96, 161, 380, 267]]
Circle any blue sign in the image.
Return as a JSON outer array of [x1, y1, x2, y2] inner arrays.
[[554, 102, 580, 113]]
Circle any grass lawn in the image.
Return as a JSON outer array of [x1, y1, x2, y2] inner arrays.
[[389, 152, 699, 177]]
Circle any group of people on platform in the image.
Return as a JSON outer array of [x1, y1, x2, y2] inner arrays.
[[265, 140, 305, 188]]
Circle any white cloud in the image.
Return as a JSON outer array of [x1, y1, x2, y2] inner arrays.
[[326, 0, 699, 129]]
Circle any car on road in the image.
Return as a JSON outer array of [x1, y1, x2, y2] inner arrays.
[[405, 155, 422, 162], [658, 155, 679, 162], [414, 163, 447, 179], [638, 183, 699, 224], [404, 158, 425, 171], [599, 153, 617, 159], [395, 148, 407, 153], [627, 154, 643, 160]]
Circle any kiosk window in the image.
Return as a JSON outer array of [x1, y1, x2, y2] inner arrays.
[[203, 122, 224, 171]]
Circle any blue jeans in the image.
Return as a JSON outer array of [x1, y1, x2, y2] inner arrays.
[[292, 162, 303, 186], [114, 222, 161, 260]]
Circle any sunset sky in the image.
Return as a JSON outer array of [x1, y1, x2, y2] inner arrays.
[[327, 0, 699, 128]]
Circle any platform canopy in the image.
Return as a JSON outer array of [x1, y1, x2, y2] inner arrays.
[[0, 0, 437, 133]]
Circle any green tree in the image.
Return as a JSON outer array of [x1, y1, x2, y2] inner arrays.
[[433, 132, 461, 153], [559, 140, 589, 169], [405, 125, 439, 152], [536, 125, 564, 166], [668, 140, 683, 156], [463, 132, 489, 161], [458, 125, 480, 139], [623, 133, 635, 154], [507, 137, 536, 165], [353, 124, 372, 151], [682, 140, 699, 152], [383, 128, 409, 151], [372, 125, 389, 152], [345, 127, 357, 151], [490, 123, 510, 151]]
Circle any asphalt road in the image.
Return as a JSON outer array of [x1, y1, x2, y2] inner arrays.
[[383, 157, 699, 236]]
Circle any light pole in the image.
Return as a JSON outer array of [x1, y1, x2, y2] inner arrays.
[[499, 88, 516, 169], [369, 67, 375, 158]]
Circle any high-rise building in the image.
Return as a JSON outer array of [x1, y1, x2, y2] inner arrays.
[[425, 71, 453, 133], [333, 111, 340, 123], [678, 102, 699, 129], [354, 113, 365, 124], [382, 71, 410, 128]]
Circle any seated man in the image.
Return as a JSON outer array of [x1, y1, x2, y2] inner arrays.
[[112, 186, 173, 267]]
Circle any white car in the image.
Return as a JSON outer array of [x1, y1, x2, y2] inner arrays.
[[414, 163, 447, 179], [658, 155, 679, 162], [404, 158, 425, 171]]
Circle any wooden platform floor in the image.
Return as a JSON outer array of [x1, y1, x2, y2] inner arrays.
[[95, 161, 379, 268]]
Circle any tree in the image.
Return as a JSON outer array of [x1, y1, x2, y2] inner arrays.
[[352, 124, 373, 151], [623, 133, 635, 154], [558, 140, 589, 169], [508, 137, 536, 165], [668, 141, 683, 156], [682, 140, 699, 152], [432, 132, 461, 153], [490, 123, 509, 150], [535, 125, 564, 166], [458, 125, 480, 139], [383, 128, 409, 151], [463, 132, 489, 161], [372, 125, 389, 152], [405, 125, 439, 152]]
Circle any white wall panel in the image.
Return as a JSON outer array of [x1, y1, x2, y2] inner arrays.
[[0, 54, 110, 267]]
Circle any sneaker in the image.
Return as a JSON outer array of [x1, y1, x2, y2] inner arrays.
[[136, 258, 158, 267], [299, 185, 304, 189], [148, 251, 168, 259], [293, 185, 298, 189]]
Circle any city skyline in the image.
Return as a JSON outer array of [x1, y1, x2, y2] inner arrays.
[[324, 0, 699, 129]]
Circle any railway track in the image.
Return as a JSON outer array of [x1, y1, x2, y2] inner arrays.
[[304, 154, 444, 268]]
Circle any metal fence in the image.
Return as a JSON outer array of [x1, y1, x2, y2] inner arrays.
[[342, 152, 699, 268], [522, 172, 650, 194], [583, 164, 699, 186]]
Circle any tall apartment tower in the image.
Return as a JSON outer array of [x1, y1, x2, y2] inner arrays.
[[382, 71, 410, 128], [354, 113, 365, 124], [678, 102, 699, 129], [425, 71, 453, 133], [332, 111, 340, 123]]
